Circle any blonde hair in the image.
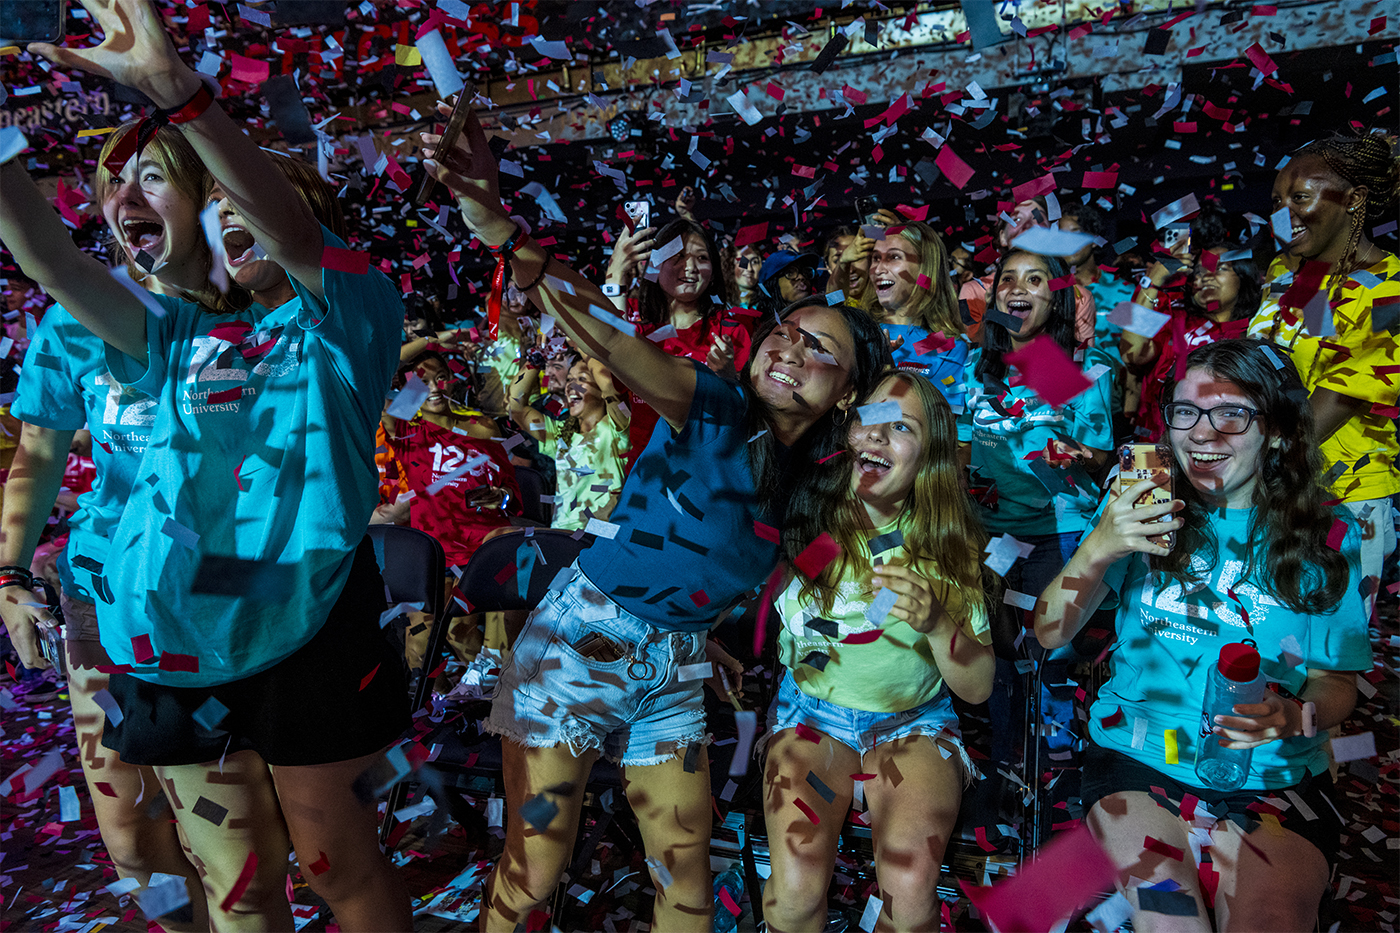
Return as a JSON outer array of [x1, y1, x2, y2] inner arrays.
[[861, 222, 963, 337], [95, 123, 248, 314], [267, 152, 347, 241], [798, 371, 992, 622]]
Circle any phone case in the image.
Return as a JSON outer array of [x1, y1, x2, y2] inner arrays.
[[1113, 443, 1175, 549], [412, 84, 476, 207]]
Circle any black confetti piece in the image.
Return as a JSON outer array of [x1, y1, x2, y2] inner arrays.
[[192, 796, 228, 826]]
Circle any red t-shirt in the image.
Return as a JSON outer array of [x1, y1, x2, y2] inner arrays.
[[378, 419, 521, 568], [623, 304, 756, 473]]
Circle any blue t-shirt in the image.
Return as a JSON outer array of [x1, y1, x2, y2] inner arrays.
[[12, 303, 164, 605], [1087, 504, 1371, 790], [958, 346, 1115, 536], [101, 227, 402, 687], [884, 324, 970, 414], [1085, 272, 1136, 356], [578, 364, 783, 632]]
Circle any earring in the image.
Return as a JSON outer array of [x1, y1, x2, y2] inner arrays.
[[833, 407, 851, 426]]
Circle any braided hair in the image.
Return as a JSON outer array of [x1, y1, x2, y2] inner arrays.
[[1297, 130, 1400, 224]]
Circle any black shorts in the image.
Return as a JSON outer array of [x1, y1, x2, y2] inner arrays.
[[1081, 745, 1342, 866], [102, 538, 408, 767]]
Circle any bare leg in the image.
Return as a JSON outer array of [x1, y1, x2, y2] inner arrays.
[[67, 644, 208, 932], [863, 736, 962, 932], [1212, 818, 1328, 932], [481, 741, 597, 932], [760, 727, 859, 933], [1087, 792, 1211, 933], [622, 747, 719, 933], [270, 750, 412, 932], [156, 751, 294, 932]]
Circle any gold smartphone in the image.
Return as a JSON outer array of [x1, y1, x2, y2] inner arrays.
[[413, 83, 477, 207], [1113, 443, 1175, 549]]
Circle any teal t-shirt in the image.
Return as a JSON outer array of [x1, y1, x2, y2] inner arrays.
[[101, 227, 402, 687], [12, 303, 163, 605], [1088, 503, 1372, 790], [883, 324, 970, 414], [1085, 272, 1136, 356], [958, 345, 1115, 535], [577, 364, 784, 632]]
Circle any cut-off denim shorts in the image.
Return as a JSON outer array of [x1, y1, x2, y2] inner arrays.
[[767, 670, 978, 785], [486, 562, 709, 767]]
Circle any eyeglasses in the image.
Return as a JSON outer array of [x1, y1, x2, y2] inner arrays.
[[780, 267, 810, 281], [1162, 402, 1260, 434]]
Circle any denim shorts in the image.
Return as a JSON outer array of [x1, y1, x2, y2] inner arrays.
[[485, 563, 709, 766], [767, 671, 976, 783]]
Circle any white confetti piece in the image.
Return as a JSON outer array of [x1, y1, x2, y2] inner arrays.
[[584, 517, 620, 539], [1002, 589, 1037, 610], [378, 601, 424, 628], [864, 585, 898, 626], [1010, 225, 1097, 258], [729, 710, 757, 777], [0, 126, 28, 165], [1107, 301, 1171, 338], [386, 372, 431, 419], [58, 784, 80, 821], [1131, 717, 1149, 750], [859, 892, 882, 931], [677, 662, 712, 682], [856, 399, 901, 425], [1332, 731, 1376, 762], [417, 29, 465, 98]]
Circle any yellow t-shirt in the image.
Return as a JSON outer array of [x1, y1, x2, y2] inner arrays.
[[775, 519, 991, 713], [1247, 253, 1400, 502], [553, 415, 630, 531]]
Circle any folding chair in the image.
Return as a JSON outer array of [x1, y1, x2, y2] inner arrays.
[[366, 524, 447, 846], [512, 464, 552, 525]]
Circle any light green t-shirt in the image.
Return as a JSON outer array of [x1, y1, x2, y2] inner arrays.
[[775, 519, 991, 712], [553, 415, 630, 531]]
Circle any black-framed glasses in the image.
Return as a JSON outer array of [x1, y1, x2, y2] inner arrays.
[[1162, 401, 1261, 434]]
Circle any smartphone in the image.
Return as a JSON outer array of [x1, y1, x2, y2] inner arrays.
[[855, 195, 882, 225], [0, 0, 66, 43], [1159, 223, 1191, 256], [412, 82, 476, 207], [1113, 443, 1175, 549], [624, 200, 650, 231], [38, 622, 66, 678]]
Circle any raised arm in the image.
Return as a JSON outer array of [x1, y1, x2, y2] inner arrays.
[[0, 158, 148, 361], [506, 367, 549, 441], [422, 103, 699, 431], [1034, 477, 1183, 649], [31, 0, 324, 298], [0, 424, 76, 668]]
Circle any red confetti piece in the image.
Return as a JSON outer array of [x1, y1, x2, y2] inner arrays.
[[1101, 706, 1124, 727], [1180, 793, 1199, 821], [1003, 335, 1093, 407], [229, 53, 270, 84], [794, 533, 841, 579], [934, 145, 976, 190], [1011, 173, 1056, 204], [1083, 170, 1118, 189], [158, 652, 200, 673], [1144, 835, 1185, 861], [307, 851, 331, 876], [208, 321, 253, 343], [690, 590, 710, 607], [95, 782, 117, 797], [359, 663, 381, 692], [206, 386, 242, 405], [220, 851, 259, 913], [1326, 519, 1348, 550], [841, 629, 883, 645], [131, 635, 154, 664], [752, 563, 787, 657], [1243, 42, 1278, 75], [912, 331, 953, 355], [321, 245, 371, 275], [753, 521, 780, 543], [718, 886, 741, 916], [793, 797, 820, 824], [794, 723, 824, 744], [850, 773, 877, 781], [493, 561, 518, 585], [974, 825, 997, 851], [734, 222, 769, 247]]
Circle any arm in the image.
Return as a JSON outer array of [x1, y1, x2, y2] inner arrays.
[[1212, 668, 1359, 750], [1310, 387, 1368, 444], [870, 564, 995, 704], [1034, 476, 1183, 649], [32, 0, 324, 298], [423, 104, 699, 431], [0, 424, 75, 668], [589, 359, 631, 432], [0, 159, 148, 361], [506, 366, 549, 441]]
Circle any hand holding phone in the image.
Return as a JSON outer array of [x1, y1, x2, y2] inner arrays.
[[414, 85, 476, 207], [1112, 443, 1176, 550]]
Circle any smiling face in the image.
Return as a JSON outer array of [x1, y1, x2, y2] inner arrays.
[[564, 360, 604, 418], [1190, 247, 1241, 319], [1166, 368, 1267, 509], [1056, 215, 1095, 267], [749, 304, 855, 425], [994, 252, 1054, 347], [415, 357, 453, 413], [870, 236, 920, 316], [543, 353, 573, 395], [211, 188, 288, 293], [101, 154, 202, 281], [998, 199, 1046, 249], [849, 375, 927, 524], [659, 233, 713, 304], [1271, 154, 1360, 263], [733, 246, 761, 291]]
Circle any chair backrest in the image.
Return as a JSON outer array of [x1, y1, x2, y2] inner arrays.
[[367, 524, 446, 621], [458, 528, 592, 612], [512, 465, 551, 524]]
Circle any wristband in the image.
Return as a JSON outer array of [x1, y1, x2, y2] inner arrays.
[[1300, 701, 1317, 738], [602, 283, 622, 297], [101, 82, 216, 176], [485, 225, 530, 342], [517, 255, 553, 292]]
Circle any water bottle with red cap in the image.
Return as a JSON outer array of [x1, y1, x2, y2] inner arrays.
[[1195, 639, 1266, 791]]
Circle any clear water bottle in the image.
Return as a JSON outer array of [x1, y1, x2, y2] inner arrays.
[[1195, 640, 1265, 791], [713, 868, 744, 933]]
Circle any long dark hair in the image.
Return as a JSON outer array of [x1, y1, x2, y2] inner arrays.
[[636, 219, 730, 326], [1189, 251, 1264, 322], [742, 301, 893, 525], [1155, 338, 1349, 613], [976, 250, 1077, 383]]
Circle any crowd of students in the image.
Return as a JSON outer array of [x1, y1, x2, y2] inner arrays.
[[0, 3, 1396, 932]]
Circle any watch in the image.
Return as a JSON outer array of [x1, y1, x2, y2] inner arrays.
[[602, 283, 622, 297]]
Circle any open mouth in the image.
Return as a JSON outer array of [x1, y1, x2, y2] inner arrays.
[[1189, 452, 1229, 469], [767, 370, 799, 388], [1290, 224, 1306, 243], [1005, 298, 1033, 318], [222, 225, 258, 266], [856, 450, 892, 475], [122, 219, 165, 253]]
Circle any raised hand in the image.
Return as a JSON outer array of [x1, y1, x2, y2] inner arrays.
[[1082, 475, 1183, 561], [421, 100, 513, 244], [869, 563, 944, 634], [607, 223, 656, 285], [30, 0, 200, 109]]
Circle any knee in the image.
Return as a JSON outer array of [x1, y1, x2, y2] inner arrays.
[[490, 853, 563, 915], [764, 851, 831, 914], [875, 860, 942, 926], [297, 849, 389, 905]]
